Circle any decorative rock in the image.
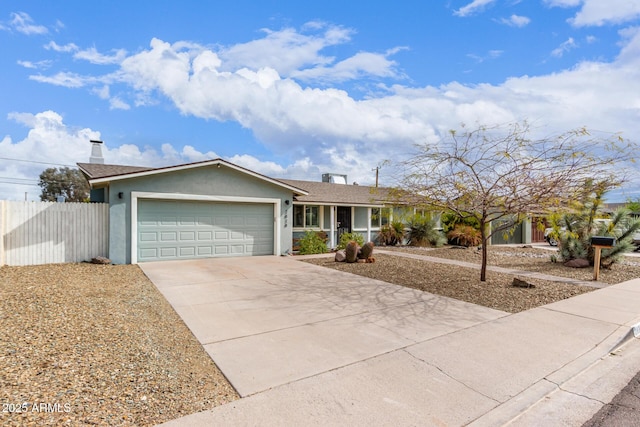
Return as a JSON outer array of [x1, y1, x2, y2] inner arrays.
[[512, 278, 535, 288], [564, 258, 590, 268], [334, 250, 346, 262], [356, 258, 367, 263], [345, 241, 359, 263], [359, 242, 374, 260], [91, 256, 111, 265]]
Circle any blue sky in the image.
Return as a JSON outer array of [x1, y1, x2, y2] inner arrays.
[[1, 0, 640, 201]]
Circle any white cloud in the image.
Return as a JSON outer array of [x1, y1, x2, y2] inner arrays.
[[0, 111, 323, 200], [109, 97, 130, 110], [17, 59, 52, 69], [18, 22, 640, 195], [220, 24, 351, 76], [74, 47, 127, 65], [290, 49, 404, 82], [44, 41, 79, 52], [29, 72, 93, 88], [499, 14, 531, 27], [551, 37, 578, 57], [572, 0, 640, 27], [546, 0, 640, 27], [7, 12, 48, 35], [454, 0, 497, 17]]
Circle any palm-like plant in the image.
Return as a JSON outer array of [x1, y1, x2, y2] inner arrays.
[[557, 186, 640, 268], [377, 221, 405, 246], [407, 215, 446, 247]]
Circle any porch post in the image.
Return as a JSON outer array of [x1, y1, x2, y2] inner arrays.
[[366, 208, 372, 242], [330, 205, 335, 249]]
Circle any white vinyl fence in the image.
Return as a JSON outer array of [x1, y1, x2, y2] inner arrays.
[[0, 201, 109, 266]]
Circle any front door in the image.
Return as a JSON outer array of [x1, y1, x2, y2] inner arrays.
[[336, 206, 351, 242]]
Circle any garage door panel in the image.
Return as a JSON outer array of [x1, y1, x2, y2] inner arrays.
[[180, 231, 196, 241], [160, 232, 177, 242], [197, 246, 213, 255], [139, 232, 157, 242], [198, 231, 213, 241], [138, 200, 274, 262], [179, 247, 196, 256], [159, 247, 177, 257]]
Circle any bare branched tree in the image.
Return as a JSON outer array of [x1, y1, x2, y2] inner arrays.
[[397, 121, 637, 281]]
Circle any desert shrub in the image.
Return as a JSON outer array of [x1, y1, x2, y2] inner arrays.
[[407, 215, 446, 247], [337, 232, 364, 250], [556, 185, 640, 268], [447, 224, 482, 247], [440, 211, 480, 233], [377, 221, 405, 246], [298, 231, 328, 255]]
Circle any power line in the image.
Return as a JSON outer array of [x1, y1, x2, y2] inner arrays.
[[0, 156, 76, 167]]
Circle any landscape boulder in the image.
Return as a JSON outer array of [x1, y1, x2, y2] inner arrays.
[[512, 277, 535, 288], [334, 250, 346, 262], [91, 256, 111, 265], [564, 258, 590, 268]]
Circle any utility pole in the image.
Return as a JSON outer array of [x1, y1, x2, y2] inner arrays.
[[373, 167, 379, 188]]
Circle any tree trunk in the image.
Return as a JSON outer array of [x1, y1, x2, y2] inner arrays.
[[480, 221, 488, 282]]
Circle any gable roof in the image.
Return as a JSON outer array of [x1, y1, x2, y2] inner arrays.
[[77, 159, 308, 196], [280, 179, 391, 206], [77, 160, 398, 206], [77, 163, 153, 179]]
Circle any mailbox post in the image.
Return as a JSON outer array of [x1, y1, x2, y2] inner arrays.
[[590, 236, 616, 281]]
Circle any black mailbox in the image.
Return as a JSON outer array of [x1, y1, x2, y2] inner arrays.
[[590, 236, 616, 247]]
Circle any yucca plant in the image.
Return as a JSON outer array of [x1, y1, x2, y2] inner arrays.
[[407, 215, 446, 247], [556, 185, 640, 268]]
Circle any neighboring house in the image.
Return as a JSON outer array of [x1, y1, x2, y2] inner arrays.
[[77, 148, 400, 264]]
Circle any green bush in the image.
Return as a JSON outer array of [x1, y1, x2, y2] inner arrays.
[[298, 231, 328, 255], [440, 211, 480, 233], [407, 215, 446, 247], [337, 232, 364, 250]]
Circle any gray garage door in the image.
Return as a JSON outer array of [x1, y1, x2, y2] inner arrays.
[[137, 199, 274, 262]]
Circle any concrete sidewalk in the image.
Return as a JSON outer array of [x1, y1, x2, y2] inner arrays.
[[140, 255, 640, 426]]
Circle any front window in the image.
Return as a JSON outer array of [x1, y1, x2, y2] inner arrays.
[[305, 206, 319, 227], [371, 207, 390, 228], [294, 204, 320, 228], [371, 208, 381, 228]]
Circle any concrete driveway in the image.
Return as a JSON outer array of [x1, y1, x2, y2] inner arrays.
[[140, 255, 640, 426], [140, 255, 507, 398]]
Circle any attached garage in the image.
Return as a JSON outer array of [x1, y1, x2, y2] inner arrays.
[[78, 158, 307, 264], [137, 199, 275, 262]]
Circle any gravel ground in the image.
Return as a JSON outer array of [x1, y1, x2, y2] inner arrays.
[[302, 246, 640, 313], [0, 263, 238, 427], [384, 245, 640, 285]]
